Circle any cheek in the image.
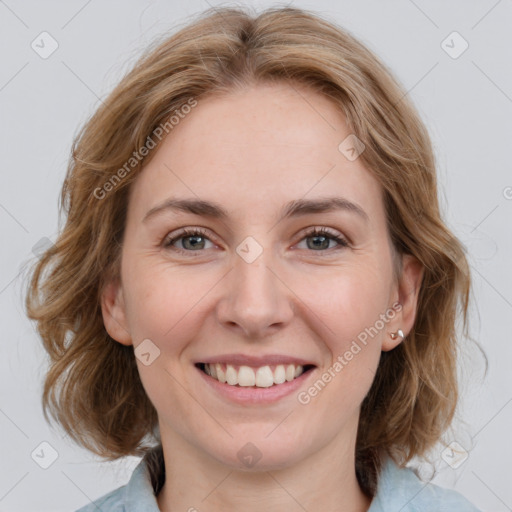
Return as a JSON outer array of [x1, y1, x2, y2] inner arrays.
[[122, 258, 214, 342], [123, 262, 206, 418], [299, 262, 392, 344], [295, 262, 391, 394]]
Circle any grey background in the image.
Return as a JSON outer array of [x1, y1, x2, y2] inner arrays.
[[0, 0, 511, 510]]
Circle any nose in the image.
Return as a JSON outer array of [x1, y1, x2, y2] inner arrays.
[[216, 246, 294, 339]]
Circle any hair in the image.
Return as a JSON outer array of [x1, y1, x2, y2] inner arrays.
[[25, 5, 473, 498]]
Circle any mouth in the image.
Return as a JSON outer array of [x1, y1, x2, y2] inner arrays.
[[195, 362, 316, 388]]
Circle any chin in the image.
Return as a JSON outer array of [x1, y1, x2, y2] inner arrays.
[[205, 431, 311, 472]]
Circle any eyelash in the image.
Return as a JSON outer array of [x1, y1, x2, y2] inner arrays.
[[162, 226, 349, 255]]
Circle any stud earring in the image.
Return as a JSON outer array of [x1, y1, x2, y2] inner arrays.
[[390, 329, 404, 340]]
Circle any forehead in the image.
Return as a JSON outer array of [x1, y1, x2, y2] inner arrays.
[[127, 82, 384, 225]]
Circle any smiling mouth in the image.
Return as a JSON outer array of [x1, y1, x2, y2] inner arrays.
[[195, 362, 316, 388]]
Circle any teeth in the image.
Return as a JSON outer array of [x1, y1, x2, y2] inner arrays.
[[286, 364, 295, 381], [203, 363, 306, 387], [239, 366, 256, 387], [274, 365, 286, 384], [226, 365, 238, 385], [255, 366, 273, 388], [215, 363, 226, 383]]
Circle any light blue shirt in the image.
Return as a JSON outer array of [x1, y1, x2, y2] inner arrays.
[[76, 449, 481, 511]]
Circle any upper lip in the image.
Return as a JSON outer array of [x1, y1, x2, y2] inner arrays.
[[197, 354, 317, 367]]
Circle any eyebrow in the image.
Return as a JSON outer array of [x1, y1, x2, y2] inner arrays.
[[143, 196, 369, 224]]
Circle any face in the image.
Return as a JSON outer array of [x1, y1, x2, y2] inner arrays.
[[102, 82, 422, 471]]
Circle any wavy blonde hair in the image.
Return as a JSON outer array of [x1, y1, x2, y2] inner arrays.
[[25, 6, 473, 497]]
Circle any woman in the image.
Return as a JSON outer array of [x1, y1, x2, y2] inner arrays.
[[25, 6, 480, 511]]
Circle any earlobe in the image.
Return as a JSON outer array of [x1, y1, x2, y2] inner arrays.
[[100, 278, 132, 346], [382, 253, 424, 352], [383, 328, 405, 352]]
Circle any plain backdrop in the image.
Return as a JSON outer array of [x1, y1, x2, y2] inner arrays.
[[0, 0, 511, 511]]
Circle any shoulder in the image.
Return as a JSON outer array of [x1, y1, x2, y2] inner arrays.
[[369, 457, 481, 512], [74, 450, 162, 512], [75, 485, 127, 512]]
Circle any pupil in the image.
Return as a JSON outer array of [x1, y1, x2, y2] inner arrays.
[[184, 236, 204, 250], [309, 235, 328, 250]]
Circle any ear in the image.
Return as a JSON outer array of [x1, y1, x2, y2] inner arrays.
[[100, 277, 132, 346], [382, 253, 424, 352]]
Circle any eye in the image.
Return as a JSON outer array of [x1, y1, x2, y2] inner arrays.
[[163, 228, 215, 253], [162, 226, 349, 255], [296, 227, 349, 252]]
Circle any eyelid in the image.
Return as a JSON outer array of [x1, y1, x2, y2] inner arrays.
[[295, 226, 350, 250], [297, 225, 346, 241], [163, 226, 217, 249], [163, 225, 350, 255]]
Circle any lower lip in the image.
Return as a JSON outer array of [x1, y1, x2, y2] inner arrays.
[[196, 365, 316, 404]]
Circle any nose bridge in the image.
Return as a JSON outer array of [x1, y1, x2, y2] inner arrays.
[[217, 237, 293, 337]]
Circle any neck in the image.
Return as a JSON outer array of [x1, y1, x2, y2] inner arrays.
[[156, 425, 372, 512]]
